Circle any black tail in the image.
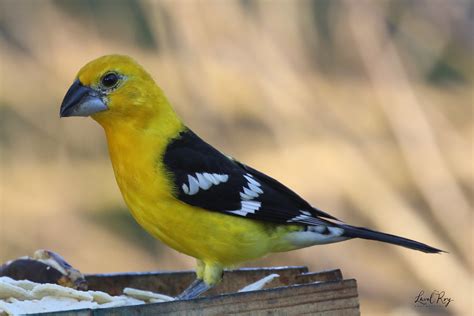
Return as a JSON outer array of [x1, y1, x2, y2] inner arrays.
[[340, 224, 445, 253]]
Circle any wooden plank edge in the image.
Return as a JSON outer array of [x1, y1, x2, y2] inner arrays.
[[85, 266, 309, 280], [34, 279, 359, 316], [85, 266, 309, 295], [295, 269, 343, 284], [93, 279, 359, 316]]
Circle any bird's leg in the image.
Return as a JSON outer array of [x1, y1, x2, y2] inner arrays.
[[176, 260, 223, 300]]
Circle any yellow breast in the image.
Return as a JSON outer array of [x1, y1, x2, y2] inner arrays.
[[101, 120, 300, 266]]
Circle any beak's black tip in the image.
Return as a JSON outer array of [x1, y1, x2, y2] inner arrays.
[[60, 80, 83, 118], [59, 109, 69, 118], [59, 108, 72, 118]]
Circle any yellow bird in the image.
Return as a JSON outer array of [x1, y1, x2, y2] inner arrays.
[[60, 55, 443, 299]]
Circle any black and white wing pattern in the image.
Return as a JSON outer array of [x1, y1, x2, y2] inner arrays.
[[163, 128, 339, 226]]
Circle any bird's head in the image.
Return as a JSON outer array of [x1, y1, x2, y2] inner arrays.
[[60, 55, 168, 127]]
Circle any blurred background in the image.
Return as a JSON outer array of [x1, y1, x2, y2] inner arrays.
[[0, 0, 472, 315]]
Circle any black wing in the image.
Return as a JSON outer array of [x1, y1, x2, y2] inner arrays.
[[163, 128, 339, 226]]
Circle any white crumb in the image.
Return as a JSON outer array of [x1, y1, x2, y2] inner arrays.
[[238, 273, 280, 292], [0, 277, 176, 315], [123, 287, 175, 302], [31, 284, 93, 301]]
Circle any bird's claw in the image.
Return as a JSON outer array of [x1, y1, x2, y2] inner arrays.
[[176, 279, 211, 300]]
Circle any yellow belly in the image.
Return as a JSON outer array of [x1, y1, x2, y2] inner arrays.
[[123, 190, 300, 266]]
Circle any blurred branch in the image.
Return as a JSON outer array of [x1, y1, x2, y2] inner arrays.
[[347, 0, 471, 263]]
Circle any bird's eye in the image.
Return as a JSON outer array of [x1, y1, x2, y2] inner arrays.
[[101, 72, 119, 89]]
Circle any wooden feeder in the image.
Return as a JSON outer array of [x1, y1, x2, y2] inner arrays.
[[36, 266, 359, 315]]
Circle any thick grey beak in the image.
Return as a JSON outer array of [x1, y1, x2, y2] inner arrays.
[[60, 80, 108, 117]]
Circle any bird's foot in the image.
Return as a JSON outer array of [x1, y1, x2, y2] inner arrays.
[[176, 279, 212, 300]]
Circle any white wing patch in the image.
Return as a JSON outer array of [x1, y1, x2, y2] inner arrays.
[[287, 210, 312, 223], [182, 172, 229, 195], [239, 174, 263, 201], [228, 173, 263, 216], [287, 210, 325, 226], [228, 201, 262, 216]]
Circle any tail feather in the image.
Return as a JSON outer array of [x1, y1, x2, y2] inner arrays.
[[340, 224, 445, 253]]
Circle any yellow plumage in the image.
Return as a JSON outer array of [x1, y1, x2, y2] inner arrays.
[[74, 55, 301, 285], [60, 54, 442, 297]]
